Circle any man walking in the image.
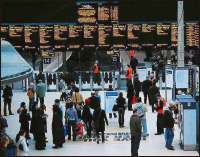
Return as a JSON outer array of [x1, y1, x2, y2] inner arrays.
[[2, 85, 14, 116], [130, 108, 142, 156], [142, 77, 152, 104], [36, 80, 46, 106]]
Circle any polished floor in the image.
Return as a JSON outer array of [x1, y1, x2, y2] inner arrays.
[[1, 90, 199, 156]]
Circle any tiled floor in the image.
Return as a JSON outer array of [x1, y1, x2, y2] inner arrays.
[[1, 90, 199, 156]]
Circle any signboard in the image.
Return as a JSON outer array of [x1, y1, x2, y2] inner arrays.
[[0, 25, 9, 41], [137, 68, 147, 82], [98, 4, 110, 22], [175, 69, 189, 88], [43, 57, 51, 64], [98, 24, 112, 49], [141, 23, 156, 47], [127, 24, 141, 48], [104, 91, 118, 113], [54, 25, 68, 50], [112, 24, 126, 48], [83, 25, 97, 48], [165, 68, 173, 88], [171, 23, 178, 47], [68, 25, 83, 49]]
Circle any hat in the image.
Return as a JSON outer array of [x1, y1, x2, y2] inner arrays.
[[55, 99, 60, 104], [20, 102, 26, 108]]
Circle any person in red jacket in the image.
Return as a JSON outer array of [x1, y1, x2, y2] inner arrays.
[[92, 63, 100, 84]]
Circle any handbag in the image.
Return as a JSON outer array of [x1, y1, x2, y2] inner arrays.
[[112, 104, 118, 112], [131, 95, 137, 105]]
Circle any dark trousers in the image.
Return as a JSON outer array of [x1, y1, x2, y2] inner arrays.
[[109, 112, 117, 118], [4, 98, 12, 115], [143, 92, 148, 104], [76, 109, 82, 120], [149, 101, 155, 112], [37, 96, 44, 106], [96, 131, 105, 142], [157, 113, 164, 134], [128, 98, 132, 111], [131, 134, 141, 156], [118, 108, 125, 127], [67, 121, 76, 141], [84, 121, 92, 138], [20, 123, 30, 138], [135, 91, 140, 98]]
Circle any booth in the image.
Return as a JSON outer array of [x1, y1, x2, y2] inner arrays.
[[177, 94, 197, 151]]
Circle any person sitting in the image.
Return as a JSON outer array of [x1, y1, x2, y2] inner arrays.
[[16, 130, 29, 152]]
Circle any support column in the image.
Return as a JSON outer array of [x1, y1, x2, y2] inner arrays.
[[177, 0, 185, 67]]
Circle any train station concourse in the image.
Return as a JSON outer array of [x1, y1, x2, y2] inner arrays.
[[1, 0, 199, 156]]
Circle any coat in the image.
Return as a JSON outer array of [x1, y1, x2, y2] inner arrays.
[[116, 96, 126, 110], [148, 85, 159, 104], [36, 82, 46, 98], [142, 79, 152, 93], [52, 105, 65, 146], [82, 105, 93, 123], [93, 109, 108, 132], [127, 83, 134, 99], [2, 86, 13, 100], [134, 78, 141, 92]]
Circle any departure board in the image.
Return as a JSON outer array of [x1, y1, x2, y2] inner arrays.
[[98, 5, 110, 22], [9, 25, 24, 50], [54, 25, 68, 50], [185, 22, 200, 48], [156, 23, 171, 47], [112, 24, 126, 48], [24, 25, 39, 50], [171, 23, 178, 47], [68, 25, 83, 49], [83, 25, 97, 48], [0, 25, 9, 41], [77, 4, 97, 24], [127, 24, 142, 48], [110, 5, 119, 22], [39, 25, 54, 57], [98, 24, 112, 49], [141, 24, 156, 46]]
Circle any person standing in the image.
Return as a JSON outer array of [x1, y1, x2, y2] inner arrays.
[[133, 97, 149, 140], [116, 92, 126, 128], [126, 65, 133, 86], [130, 108, 142, 156], [148, 82, 159, 113], [65, 102, 79, 141], [36, 80, 46, 106], [72, 88, 84, 120], [92, 63, 100, 84], [93, 105, 108, 144], [27, 83, 35, 111], [52, 99, 65, 148], [142, 77, 152, 104], [163, 103, 175, 150], [134, 76, 141, 98], [154, 95, 166, 135], [2, 85, 14, 116], [130, 56, 138, 74], [127, 81, 134, 111]]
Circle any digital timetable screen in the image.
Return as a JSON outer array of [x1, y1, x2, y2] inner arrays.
[[0, 25, 9, 41], [185, 22, 199, 48], [68, 25, 83, 49], [112, 24, 126, 48], [83, 25, 97, 48], [54, 25, 68, 50], [141, 23, 156, 47], [98, 5, 110, 22], [77, 4, 97, 24], [98, 24, 112, 49], [39, 25, 54, 57], [156, 23, 171, 48], [9, 25, 24, 50], [127, 24, 142, 48], [171, 23, 178, 47], [24, 25, 39, 50]]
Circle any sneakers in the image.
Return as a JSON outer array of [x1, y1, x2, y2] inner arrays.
[[166, 146, 175, 150]]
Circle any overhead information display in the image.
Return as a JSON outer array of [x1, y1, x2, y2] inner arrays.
[[24, 25, 39, 50], [98, 24, 112, 49], [110, 5, 119, 22], [156, 23, 171, 47], [68, 25, 83, 49], [171, 23, 178, 47], [127, 24, 142, 48], [1, 25, 9, 41], [141, 23, 156, 46], [54, 25, 68, 50], [185, 22, 200, 48], [77, 4, 97, 24], [39, 25, 54, 57], [98, 5, 110, 22], [83, 25, 97, 48], [9, 25, 24, 50], [112, 24, 126, 48]]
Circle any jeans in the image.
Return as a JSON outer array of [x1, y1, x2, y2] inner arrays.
[[118, 108, 125, 127], [131, 134, 141, 156], [4, 98, 12, 115], [165, 128, 174, 148], [157, 113, 164, 134], [141, 118, 148, 137], [67, 120, 76, 141]]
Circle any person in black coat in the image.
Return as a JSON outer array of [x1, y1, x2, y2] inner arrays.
[[93, 105, 108, 144], [116, 92, 126, 128], [142, 77, 152, 104], [130, 56, 138, 73], [34, 108, 46, 150], [82, 104, 93, 138], [52, 101, 65, 149], [127, 81, 134, 111], [148, 82, 159, 113], [2, 85, 13, 116], [134, 76, 141, 98]]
